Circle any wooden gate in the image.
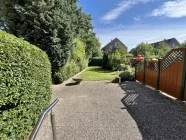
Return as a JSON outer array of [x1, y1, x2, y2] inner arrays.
[[136, 61, 144, 83], [159, 48, 185, 99], [145, 61, 158, 89]]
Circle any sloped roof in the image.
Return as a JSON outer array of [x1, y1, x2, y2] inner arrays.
[[102, 38, 127, 52], [150, 38, 180, 48]]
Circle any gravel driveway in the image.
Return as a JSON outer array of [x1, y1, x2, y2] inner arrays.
[[36, 81, 186, 140]]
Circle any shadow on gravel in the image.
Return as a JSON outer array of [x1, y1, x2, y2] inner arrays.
[[65, 82, 79, 86], [120, 81, 186, 140]]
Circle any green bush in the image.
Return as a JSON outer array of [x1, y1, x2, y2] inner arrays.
[[102, 53, 110, 69], [89, 57, 103, 66], [102, 52, 120, 70], [119, 65, 135, 81], [0, 30, 52, 139], [54, 38, 88, 84]]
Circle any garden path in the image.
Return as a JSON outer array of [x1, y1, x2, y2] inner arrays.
[[36, 81, 186, 140]]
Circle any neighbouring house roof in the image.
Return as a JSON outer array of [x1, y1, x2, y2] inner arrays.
[[102, 38, 128, 52], [150, 38, 180, 48]]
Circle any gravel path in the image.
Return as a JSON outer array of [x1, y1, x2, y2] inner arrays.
[[36, 81, 186, 140]]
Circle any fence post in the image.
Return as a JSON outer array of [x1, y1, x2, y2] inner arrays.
[[143, 59, 146, 84], [156, 59, 161, 90], [180, 48, 186, 101]]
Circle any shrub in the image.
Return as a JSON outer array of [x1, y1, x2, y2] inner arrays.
[[102, 53, 110, 69], [119, 65, 135, 81], [0, 30, 52, 139], [102, 52, 120, 70], [89, 57, 103, 66], [53, 38, 88, 84]]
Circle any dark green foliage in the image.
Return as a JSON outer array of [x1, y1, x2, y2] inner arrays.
[[154, 41, 171, 58], [114, 42, 129, 65], [130, 42, 154, 57], [82, 32, 102, 60], [89, 57, 103, 66], [102, 43, 129, 70], [54, 38, 88, 84], [102, 52, 120, 70], [1, 0, 101, 83], [0, 30, 52, 139], [180, 41, 186, 48], [119, 66, 135, 81], [102, 53, 110, 70]]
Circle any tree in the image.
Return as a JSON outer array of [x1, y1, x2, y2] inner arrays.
[[132, 42, 154, 57], [0, 0, 101, 74], [154, 41, 171, 58], [110, 50, 121, 70], [180, 41, 186, 48], [1, 0, 77, 73], [129, 48, 137, 56], [84, 32, 101, 60], [114, 42, 128, 64], [1, 0, 101, 82]]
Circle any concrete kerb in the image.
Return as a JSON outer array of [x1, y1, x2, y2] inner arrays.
[[52, 67, 88, 89]]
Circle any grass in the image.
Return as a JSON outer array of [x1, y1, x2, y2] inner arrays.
[[79, 66, 117, 81]]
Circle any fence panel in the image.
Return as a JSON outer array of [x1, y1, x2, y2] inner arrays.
[[159, 48, 185, 99], [184, 83, 186, 101], [136, 61, 144, 83], [145, 61, 158, 89]]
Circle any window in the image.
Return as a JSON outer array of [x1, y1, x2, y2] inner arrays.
[[172, 42, 175, 48]]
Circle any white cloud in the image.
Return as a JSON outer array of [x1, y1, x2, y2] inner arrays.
[[95, 23, 186, 51], [101, 0, 153, 22], [175, 34, 186, 38], [134, 16, 141, 22], [151, 0, 186, 18]]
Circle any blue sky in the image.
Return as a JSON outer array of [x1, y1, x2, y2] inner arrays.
[[78, 0, 186, 51]]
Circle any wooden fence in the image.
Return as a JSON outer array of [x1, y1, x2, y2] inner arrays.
[[135, 48, 186, 101]]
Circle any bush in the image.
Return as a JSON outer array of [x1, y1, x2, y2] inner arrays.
[[54, 38, 88, 84], [89, 57, 103, 66], [0, 30, 52, 139], [102, 52, 120, 70], [119, 65, 135, 81], [102, 53, 110, 69]]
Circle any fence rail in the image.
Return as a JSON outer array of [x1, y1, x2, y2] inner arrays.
[[135, 48, 186, 101]]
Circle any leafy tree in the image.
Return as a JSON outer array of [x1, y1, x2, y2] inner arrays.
[[133, 42, 154, 57], [131, 42, 154, 57], [102, 53, 109, 69], [1, 0, 77, 73], [84, 32, 101, 60], [0, 0, 101, 78], [114, 42, 128, 64], [154, 41, 171, 58], [129, 48, 136, 56], [110, 50, 121, 70], [180, 41, 186, 48]]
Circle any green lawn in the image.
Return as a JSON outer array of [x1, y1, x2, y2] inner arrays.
[[79, 66, 117, 81]]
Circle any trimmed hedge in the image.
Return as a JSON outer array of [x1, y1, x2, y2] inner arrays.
[[119, 70, 135, 81], [119, 65, 135, 81], [53, 38, 88, 84], [0, 30, 52, 139], [89, 57, 103, 66]]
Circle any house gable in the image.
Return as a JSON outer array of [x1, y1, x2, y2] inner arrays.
[[102, 38, 128, 52], [151, 38, 180, 48]]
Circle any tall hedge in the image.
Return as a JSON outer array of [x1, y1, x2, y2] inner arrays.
[[54, 38, 88, 84], [0, 30, 52, 139], [89, 57, 103, 66]]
